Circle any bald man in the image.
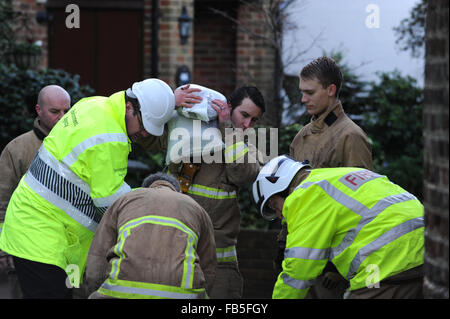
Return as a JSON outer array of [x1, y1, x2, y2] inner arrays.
[[0, 85, 70, 298]]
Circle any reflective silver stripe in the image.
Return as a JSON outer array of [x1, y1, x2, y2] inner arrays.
[[39, 145, 91, 194], [216, 246, 237, 262], [24, 144, 132, 232], [217, 250, 236, 259], [93, 182, 132, 208], [110, 229, 130, 280], [25, 171, 98, 232], [188, 184, 237, 199], [284, 247, 330, 260], [100, 283, 206, 299], [281, 273, 315, 290], [62, 133, 129, 167], [347, 217, 424, 279], [25, 146, 100, 231], [113, 216, 198, 289], [224, 141, 248, 162], [330, 192, 418, 259], [297, 179, 418, 262], [298, 180, 369, 216]]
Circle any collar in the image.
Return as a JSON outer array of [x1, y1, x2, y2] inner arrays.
[[33, 117, 50, 140], [149, 180, 177, 192], [310, 100, 343, 133]]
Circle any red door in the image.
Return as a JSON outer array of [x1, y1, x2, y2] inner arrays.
[[48, 5, 143, 96]]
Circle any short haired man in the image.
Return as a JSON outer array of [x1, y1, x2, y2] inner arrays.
[[84, 173, 216, 299], [169, 85, 265, 299], [253, 155, 424, 299], [291, 56, 372, 169], [0, 85, 71, 298], [281, 57, 374, 298], [0, 79, 200, 299]]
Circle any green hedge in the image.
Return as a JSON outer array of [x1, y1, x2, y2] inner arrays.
[[0, 63, 94, 150]]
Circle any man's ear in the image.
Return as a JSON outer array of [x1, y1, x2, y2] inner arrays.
[[327, 84, 337, 97], [35, 104, 41, 116], [125, 101, 134, 114]]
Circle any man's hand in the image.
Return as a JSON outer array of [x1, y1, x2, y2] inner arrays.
[[174, 84, 203, 108], [321, 271, 348, 290], [210, 99, 231, 123]]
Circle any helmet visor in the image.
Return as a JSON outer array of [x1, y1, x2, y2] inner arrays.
[[253, 179, 278, 221], [261, 199, 277, 221]]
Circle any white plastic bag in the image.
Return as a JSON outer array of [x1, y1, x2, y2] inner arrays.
[[166, 84, 227, 164], [165, 114, 224, 164], [176, 84, 227, 122]]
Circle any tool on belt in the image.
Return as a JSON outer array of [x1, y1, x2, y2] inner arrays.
[[177, 162, 202, 193]]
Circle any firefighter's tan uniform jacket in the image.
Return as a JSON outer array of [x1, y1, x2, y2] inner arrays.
[[0, 118, 49, 235], [290, 100, 373, 170], [84, 180, 216, 299], [168, 121, 263, 298]]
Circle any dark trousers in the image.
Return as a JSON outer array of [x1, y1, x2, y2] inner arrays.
[[13, 256, 72, 299]]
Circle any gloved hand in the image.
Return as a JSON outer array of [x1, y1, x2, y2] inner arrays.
[[0, 253, 14, 274], [321, 271, 348, 290], [273, 246, 285, 273]]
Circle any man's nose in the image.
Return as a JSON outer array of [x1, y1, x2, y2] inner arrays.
[[243, 118, 252, 129], [56, 111, 65, 121], [301, 94, 308, 103]]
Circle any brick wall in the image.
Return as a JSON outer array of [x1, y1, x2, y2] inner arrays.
[[12, 0, 48, 68], [143, 0, 153, 79], [11, 0, 276, 99], [158, 0, 194, 88], [193, 0, 277, 103], [423, 0, 449, 299], [193, 0, 237, 98], [236, 229, 279, 298], [236, 0, 277, 124]]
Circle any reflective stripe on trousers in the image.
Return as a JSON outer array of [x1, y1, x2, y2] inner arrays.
[[216, 245, 237, 263], [98, 278, 207, 299], [109, 215, 199, 290]]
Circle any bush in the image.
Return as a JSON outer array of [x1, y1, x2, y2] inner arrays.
[[361, 71, 423, 199], [0, 63, 94, 150]]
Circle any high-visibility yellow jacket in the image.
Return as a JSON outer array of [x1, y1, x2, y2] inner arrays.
[[273, 167, 424, 299], [0, 91, 132, 281]]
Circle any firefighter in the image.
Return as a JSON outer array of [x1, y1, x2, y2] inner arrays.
[[84, 172, 216, 299], [0, 79, 201, 299], [279, 56, 374, 298], [168, 86, 266, 298], [290, 56, 373, 170], [0, 85, 71, 298], [253, 155, 424, 299]]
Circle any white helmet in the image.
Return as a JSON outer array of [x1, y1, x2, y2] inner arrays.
[[130, 78, 175, 136], [252, 155, 311, 221]]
